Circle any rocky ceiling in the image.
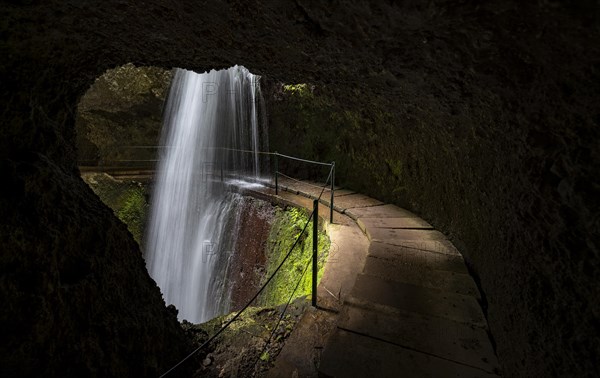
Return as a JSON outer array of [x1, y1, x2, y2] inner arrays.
[[1, 0, 598, 376]]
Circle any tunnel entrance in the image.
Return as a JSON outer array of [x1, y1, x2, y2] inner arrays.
[[75, 63, 330, 324]]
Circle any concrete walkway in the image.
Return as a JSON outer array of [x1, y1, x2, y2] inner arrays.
[[248, 177, 501, 378]]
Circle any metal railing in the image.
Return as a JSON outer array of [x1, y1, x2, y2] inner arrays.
[[81, 146, 337, 223], [273, 151, 335, 224]]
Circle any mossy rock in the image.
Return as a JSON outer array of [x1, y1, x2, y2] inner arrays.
[[258, 207, 330, 307], [182, 298, 309, 377], [81, 173, 149, 247]]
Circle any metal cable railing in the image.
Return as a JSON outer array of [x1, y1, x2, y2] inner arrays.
[[275, 172, 328, 190], [81, 145, 336, 223]]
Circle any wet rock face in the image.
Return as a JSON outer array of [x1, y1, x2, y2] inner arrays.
[[0, 0, 598, 377], [226, 197, 275, 312]]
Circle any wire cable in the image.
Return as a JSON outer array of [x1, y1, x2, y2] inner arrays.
[[251, 167, 333, 374], [276, 152, 333, 167], [159, 210, 315, 377], [277, 172, 331, 191], [252, 255, 312, 374]]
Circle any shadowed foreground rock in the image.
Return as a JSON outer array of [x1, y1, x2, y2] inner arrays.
[[0, 154, 192, 376]]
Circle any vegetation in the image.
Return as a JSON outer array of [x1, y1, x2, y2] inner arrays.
[[81, 173, 149, 247], [282, 83, 312, 97], [115, 186, 148, 246], [76, 63, 173, 166], [182, 298, 309, 377], [269, 82, 398, 196], [258, 207, 330, 306]]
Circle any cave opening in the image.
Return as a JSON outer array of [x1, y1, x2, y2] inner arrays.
[[74, 63, 331, 327]]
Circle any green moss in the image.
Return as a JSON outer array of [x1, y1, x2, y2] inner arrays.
[[76, 64, 173, 166], [260, 351, 270, 362], [269, 83, 394, 187], [282, 83, 312, 97], [81, 173, 149, 247], [258, 207, 330, 306], [116, 187, 148, 246], [184, 298, 309, 376]]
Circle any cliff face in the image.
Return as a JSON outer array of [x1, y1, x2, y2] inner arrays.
[[1, 1, 598, 377]]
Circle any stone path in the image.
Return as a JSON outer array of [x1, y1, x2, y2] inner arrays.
[[245, 177, 501, 377]]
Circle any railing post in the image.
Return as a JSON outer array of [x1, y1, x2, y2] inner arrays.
[[330, 162, 335, 224], [312, 199, 318, 307], [274, 152, 279, 195], [220, 160, 224, 182]]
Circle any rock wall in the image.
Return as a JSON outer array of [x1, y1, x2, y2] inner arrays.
[[265, 5, 599, 377], [76, 64, 173, 166], [1, 1, 598, 377], [81, 173, 150, 249]]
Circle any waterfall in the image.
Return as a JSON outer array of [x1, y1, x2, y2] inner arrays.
[[144, 66, 267, 323]]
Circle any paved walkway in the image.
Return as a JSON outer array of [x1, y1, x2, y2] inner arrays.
[[246, 177, 501, 378]]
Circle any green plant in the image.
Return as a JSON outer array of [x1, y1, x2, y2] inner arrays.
[[116, 186, 148, 246], [82, 173, 149, 248], [260, 351, 270, 362], [258, 207, 330, 306], [282, 83, 312, 97]]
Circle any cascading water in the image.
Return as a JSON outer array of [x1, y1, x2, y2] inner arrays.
[[145, 66, 267, 323]]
